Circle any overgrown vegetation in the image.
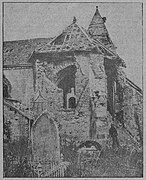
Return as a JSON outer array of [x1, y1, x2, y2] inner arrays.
[[60, 134, 143, 178], [3, 136, 34, 177]]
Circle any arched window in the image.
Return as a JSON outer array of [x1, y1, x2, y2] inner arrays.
[[68, 97, 76, 108]]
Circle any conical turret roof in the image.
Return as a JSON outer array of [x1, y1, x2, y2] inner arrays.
[[88, 6, 115, 49]]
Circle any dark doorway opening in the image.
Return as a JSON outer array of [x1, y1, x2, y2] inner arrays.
[[68, 97, 76, 108], [57, 65, 76, 108]]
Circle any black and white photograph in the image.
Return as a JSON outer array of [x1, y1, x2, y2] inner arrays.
[[2, 1, 143, 178]]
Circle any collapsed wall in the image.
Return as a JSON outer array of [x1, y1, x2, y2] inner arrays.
[[30, 51, 111, 145]]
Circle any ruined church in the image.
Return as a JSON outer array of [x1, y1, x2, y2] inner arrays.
[[3, 6, 143, 177]]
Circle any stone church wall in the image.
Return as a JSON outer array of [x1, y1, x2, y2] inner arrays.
[[75, 53, 90, 113], [33, 59, 64, 113], [57, 52, 110, 144], [3, 52, 116, 145], [47, 53, 90, 143], [4, 105, 29, 141], [123, 85, 143, 144], [88, 52, 110, 142], [4, 68, 34, 106]]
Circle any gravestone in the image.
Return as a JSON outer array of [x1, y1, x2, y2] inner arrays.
[[31, 112, 60, 163]]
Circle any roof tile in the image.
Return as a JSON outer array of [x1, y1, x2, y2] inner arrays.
[[3, 38, 52, 66]]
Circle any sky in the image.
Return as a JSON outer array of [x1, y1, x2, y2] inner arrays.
[[4, 2, 143, 88]]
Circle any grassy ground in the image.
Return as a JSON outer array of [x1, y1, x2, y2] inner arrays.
[[64, 145, 142, 177], [63, 128, 143, 178]]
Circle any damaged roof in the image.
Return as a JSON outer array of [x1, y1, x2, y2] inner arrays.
[[33, 16, 125, 67], [34, 16, 114, 55], [35, 17, 97, 53], [3, 38, 52, 66], [3, 6, 126, 67], [34, 7, 116, 54]]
